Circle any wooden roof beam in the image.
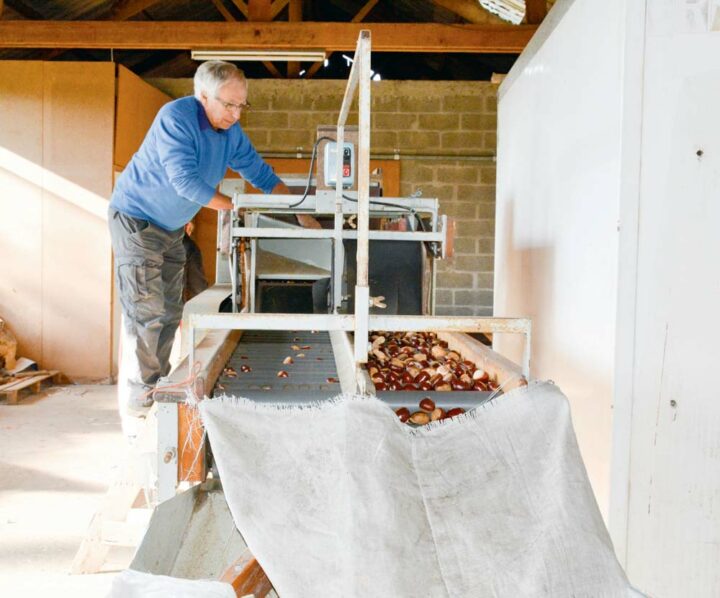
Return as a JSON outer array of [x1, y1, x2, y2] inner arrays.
[[0, 21, 536, 53], [524, 0, 547, 25]]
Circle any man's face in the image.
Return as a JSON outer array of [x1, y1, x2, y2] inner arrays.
[[200, 78, 248, 130]]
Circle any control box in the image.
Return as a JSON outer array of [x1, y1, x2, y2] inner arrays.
[[323, 141, 355, 189]]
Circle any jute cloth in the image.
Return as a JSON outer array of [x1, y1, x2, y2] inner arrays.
[[200, 381, 641, 597]]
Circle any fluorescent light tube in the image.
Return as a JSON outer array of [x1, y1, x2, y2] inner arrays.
[[191, 49, 327, 62]]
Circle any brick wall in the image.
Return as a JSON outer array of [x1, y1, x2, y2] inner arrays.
[[150, 79, 498, 315]]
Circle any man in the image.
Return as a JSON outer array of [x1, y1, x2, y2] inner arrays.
[[109, 61, 314, 416]]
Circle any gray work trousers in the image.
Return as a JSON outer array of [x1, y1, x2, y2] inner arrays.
[[108, 207, 185, 407]]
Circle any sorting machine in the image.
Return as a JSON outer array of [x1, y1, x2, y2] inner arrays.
[[140, 31, 531, 594]]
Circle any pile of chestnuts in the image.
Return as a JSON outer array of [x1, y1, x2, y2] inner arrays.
[[395, 396, 465, 426], [366, 331, 499, 392]]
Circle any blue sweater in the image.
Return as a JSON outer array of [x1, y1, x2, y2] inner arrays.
[[110, 96, 281, 231]]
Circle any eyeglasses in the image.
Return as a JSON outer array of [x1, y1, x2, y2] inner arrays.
[[214, 95, 251, 113]]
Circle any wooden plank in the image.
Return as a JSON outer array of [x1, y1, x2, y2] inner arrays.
[[3, 0, 43, 19], [248, 0, 271, 21], [0, 21, 537, 53], [210, 0, 236, 23], [229, 0, 249, 18], [524, 0, 547, 24], [353, 0, 379, 23], [0, 370, 61, 404], [177, 401, 206, 483], [270, 0, 289, 20], [431, 0, 509, 25], [220, 549, 273, 597], [109, 0, 161, 21]]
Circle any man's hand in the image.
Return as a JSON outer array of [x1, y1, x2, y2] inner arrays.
[[296, 213, 322, 229], [272, 181, 322, 229], [206, 191, 233, 211]]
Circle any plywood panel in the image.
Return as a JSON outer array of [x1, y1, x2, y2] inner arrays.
[[42, 62, 115, 380], [0, 62, 44, 364], [115, 65, 171, 169]]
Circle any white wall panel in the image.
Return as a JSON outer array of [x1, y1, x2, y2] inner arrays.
[[495, 0, 626, 514], [623, 9, 720, 596]]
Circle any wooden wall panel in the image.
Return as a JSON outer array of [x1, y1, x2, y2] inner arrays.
[[0, 62, 44, 363], [114, 65, 171, 170], [42, 62, 115, 380]]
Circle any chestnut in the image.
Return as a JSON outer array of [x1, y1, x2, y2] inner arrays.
[[401, 371, 415, 384], [396, 407, 410, 422], [415, 370, 430, 384], [451, 379, 467, 391], [446, 407, 465, 418], [473, 369, 489, 382], [419, 397, 436, 412], [283, 356, 294, 365], [430, 407, 445, 421], [435, 382, 452, 391], [431, 345, 447, 360], [277, 370, 289, 378], [240, 365, 252, 373], [409, 411, 431, 425]]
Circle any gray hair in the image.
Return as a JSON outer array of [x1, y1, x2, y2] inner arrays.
[[193, 61, 247, 101]]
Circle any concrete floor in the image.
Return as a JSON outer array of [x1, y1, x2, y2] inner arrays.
[[0, 383, 131, 597]]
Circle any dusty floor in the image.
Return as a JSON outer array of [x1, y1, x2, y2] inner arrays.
[[0, 383, 131, 597]]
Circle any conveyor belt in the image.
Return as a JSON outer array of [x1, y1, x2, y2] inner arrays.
[[213, 329, 498, 415], [213, 330, 342, 402]]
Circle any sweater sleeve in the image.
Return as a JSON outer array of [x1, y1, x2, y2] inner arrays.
[[156, 110, 216, 206], [228, 130, 281, 194]]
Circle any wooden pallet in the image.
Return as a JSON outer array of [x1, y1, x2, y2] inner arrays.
[[0, 370, 63, 404]]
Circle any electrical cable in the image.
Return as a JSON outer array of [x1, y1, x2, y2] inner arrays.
[[288, 135, 336, 208]]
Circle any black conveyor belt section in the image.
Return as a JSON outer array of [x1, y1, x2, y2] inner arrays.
[[214, 330, 342, 401]]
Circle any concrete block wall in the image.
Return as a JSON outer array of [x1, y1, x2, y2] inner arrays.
[[150, 78, 498, 315]]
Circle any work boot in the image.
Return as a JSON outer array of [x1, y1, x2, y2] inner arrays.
[[125, 388, 154, 417]]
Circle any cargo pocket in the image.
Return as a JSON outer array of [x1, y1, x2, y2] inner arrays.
[[116, 262, 150, 320]]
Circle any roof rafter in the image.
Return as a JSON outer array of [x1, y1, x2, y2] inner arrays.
[[109, 0, 162, 21], [0, 21, 536, 53], [430, 0, 508, 25], [524, 0, 547, 24]]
